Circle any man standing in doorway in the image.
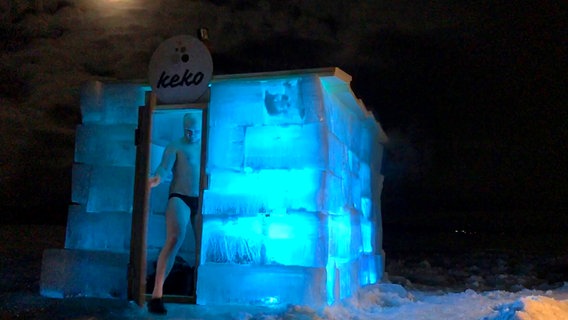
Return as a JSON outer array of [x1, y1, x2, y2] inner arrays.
[[147, 113, 202, 315]]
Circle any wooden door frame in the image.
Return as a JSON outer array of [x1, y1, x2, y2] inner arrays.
[[128, 92, 209, 306]]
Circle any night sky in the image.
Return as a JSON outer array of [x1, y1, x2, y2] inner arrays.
[[0, 0, 566, 235]]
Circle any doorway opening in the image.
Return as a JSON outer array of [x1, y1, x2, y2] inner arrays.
[[129, 93, 208, 306]]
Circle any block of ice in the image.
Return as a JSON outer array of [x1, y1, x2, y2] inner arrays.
[[360, 217, 374, 253], [353, 182, 362, 212], [345, 171, 362, 211], [326, 258, 361, 302], [336, 259, 360, 300], [207, 169, 318, 195], [209, 76, 324, 127], [40, 249, 128, 299], [321, 171, 347, 213], [321, 93, 374, 167], [359, 253, 381, 286], [71, 163, 91, 205], [347, 120, 364, 158], [65, 205, 131, 253], [361, 196, 372, 219], [350, 211, 363, 257], [201, 216, 263, 264], [203, 191, 288, 215], [207, 125, 245, 171], [326, 260, 340, 304], [100, 83, 148, 125], [196, 263, 327, 306], [244, 123, 327, 170], [263, 212, 328, 267], [80, 82, 149, 125], [328, 213, 351, 261], [74, 123, 136, 167], [209, 81, 266, 127], [327, 132, 348, 176], [205, 169, 324, 213], [80, 81, 105, 123], [321, 88, 357, 148], [359, 161, 371, 197], [348, 150, 361, 174], [329, 212, 367, 262], [262, 76, 325, 125], [86, 165, 135, 213], [320, 77, 369, 120], [298, 75, 325, 122], [200, 212, 328, 267]]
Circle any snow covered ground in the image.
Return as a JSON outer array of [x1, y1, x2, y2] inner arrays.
[[2, 225, 568, 319]]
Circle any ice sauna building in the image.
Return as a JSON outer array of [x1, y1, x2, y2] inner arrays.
[[40, 67, 388, 307]]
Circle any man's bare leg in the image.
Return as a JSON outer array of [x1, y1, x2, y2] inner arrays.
[[152, 197, 190, 299]]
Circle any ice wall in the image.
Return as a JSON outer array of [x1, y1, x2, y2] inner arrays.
[[41, 81, 153, 299], [197, 71, 387, 306]]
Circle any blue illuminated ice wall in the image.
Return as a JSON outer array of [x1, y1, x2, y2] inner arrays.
[[197, 70, 387, 306], [40, 68, 386, 306]]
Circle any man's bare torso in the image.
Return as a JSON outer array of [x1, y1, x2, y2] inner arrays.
[[169, 138, 201, 197]]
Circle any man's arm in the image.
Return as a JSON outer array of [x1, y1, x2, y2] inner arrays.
[[149, 145, 176, 188]]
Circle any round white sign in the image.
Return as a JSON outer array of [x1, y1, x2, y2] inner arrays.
[[148, 35, 213, 104]]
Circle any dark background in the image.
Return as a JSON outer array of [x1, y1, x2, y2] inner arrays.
[[0, 1, 566, 241]]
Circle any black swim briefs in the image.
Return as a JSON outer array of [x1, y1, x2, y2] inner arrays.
[[168, 193, 199, 217]]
